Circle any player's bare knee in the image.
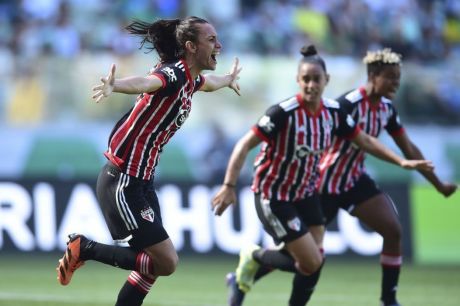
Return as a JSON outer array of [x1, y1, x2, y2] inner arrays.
[[295, 257, 322, 275], [158, 254, 179, 276]]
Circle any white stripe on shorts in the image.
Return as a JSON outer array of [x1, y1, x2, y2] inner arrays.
[[261, 198, 287, 238], [115, 173, 138, 230]]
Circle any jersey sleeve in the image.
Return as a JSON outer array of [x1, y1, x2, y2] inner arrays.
[[385, 104, 405, 136], [150, 64, 184, 95], [335, 106, 360, 139], [251, 104, 288, 143]]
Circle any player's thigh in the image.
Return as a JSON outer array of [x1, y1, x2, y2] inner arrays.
[[352, 193, 401, 236], [308, 224, 325, 247]]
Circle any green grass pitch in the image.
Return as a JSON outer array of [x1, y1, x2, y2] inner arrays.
[[0, 254, 459, 306]]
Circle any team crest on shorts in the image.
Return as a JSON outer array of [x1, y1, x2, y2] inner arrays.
[[140, 206, 154, 223], [287, 217, 301, 232]]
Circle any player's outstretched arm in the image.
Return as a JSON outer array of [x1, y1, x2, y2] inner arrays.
[[392, 132, 458, 197], [351, 131, 434, 171], [92, 64, 163, 102], [211, 130, 260, 216], [200, 57, 242, 95]]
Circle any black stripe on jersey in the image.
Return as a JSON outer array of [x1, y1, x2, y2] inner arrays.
[[137, 99, 181, 177], [108, 107, 133, 148], [116, 95, 156, 165], [306, 114, 312, 148], [337, 148, 361, 191], [270, 118, 295, 199], [318, 115, 325, 149]]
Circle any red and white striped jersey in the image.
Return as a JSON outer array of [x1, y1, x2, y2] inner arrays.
[[318, 87, 405, 194], [251, 94, 359, 202], [104, 59, 205, 180]]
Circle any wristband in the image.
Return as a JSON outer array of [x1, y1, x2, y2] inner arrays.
[[223, 182, 236, 188]]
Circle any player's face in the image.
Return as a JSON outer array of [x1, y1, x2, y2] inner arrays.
[[297, 62, 329, 105], [193, 23, 222, 71], [371, 65, 401, 100]]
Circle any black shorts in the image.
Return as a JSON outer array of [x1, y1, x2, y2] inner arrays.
[[96, 162, 169, 250], [320, 173, 382, 225], [254, 193, 325, 245]]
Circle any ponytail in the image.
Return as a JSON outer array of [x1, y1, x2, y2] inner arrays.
[[126, 16, 209, 62], [126, 19, 181, 62]]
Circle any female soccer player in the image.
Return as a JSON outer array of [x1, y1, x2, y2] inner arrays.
[[317, 48, 457, 306], [56, 16, 242, 306], [211, 45, 433, 306]]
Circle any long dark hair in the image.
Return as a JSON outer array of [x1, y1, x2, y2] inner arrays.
[[299, 45, 327, 73], [125, 16, 209, 62]]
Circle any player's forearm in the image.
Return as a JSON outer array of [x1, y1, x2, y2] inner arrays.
[[113, 76, 160, 94], [402, 143, 443, 187], [201, 74, 233, 92], [359, 134, 404, 166], [223, 140, 249, 186]]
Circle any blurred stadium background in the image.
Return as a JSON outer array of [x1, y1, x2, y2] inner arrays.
[[1, 0, 459, 305]]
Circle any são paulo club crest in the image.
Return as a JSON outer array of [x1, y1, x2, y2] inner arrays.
[[287, 217, 301, 232], [140, 206, 154, 223]]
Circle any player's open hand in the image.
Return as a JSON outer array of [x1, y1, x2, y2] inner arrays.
[[92, 64, 116, 103], [400, 159, 434, 171], [228, 57, 242, 96], [211, 185, 237, 216]]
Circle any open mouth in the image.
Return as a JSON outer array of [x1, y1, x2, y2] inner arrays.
[[211, 51, 220, 63]]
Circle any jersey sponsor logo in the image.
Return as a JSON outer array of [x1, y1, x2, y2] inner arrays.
[[258, 115, 275, 132], [295, 144, 323, 158], [175, 98, 191, 128], [287, 217, 301, 232], [162, 67, 177, 82], [140, 206, 154, 223]]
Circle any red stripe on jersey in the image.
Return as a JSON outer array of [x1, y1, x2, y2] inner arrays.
[[279, 159, 299, 200], [346, 152, 365, 190], [317, 137, 341, 191], [262, 118, 289, 198], [279, 110, 304, 200], [329, 142, 350, 193], [125, 86, 183, 178], [127, 95, 175, 177], [109, 95, 153, 165], [252, 147, 273, 194]]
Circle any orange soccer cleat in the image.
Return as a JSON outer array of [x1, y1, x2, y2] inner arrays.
[[56, 234, 86, 286]]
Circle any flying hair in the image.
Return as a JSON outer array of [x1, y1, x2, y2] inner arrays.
[[125, 16, 209, 62]]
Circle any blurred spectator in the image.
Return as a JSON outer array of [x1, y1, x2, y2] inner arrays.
[[1, 0, 459, 126], [2, 0, 458, 61]]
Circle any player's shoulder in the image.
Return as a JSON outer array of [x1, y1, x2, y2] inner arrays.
[[263, 96, 298, 121], [278, 96, 300, 112], [153, 60, 187, 82], [341, 88, 363, 104], [323, 98, 340, 109]]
